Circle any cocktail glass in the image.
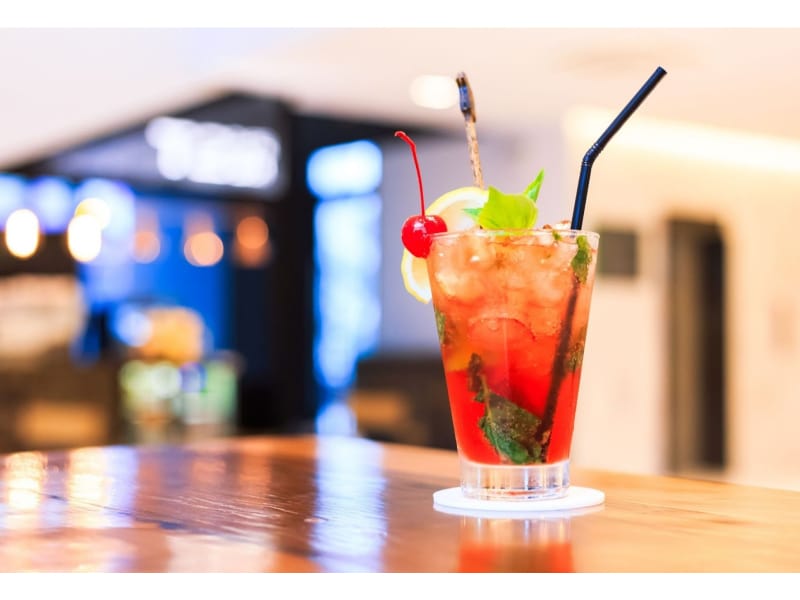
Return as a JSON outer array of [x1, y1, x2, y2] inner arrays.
[[426, 228, 598, 500]]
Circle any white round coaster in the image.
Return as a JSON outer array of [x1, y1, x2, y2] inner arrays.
[[433, 486, 605, 518]]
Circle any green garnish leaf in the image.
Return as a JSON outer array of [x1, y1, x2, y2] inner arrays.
[[467, 353, 486, 403], [479, 393, 543, 464], [565, 328, 587, 372], [462, 169, 544, 230], [523, 169, 545, 202], [434, 309, 448, 345], [476, 186, 538, 230], [571, 234, 592, 284], [468, 353, 544, 464]]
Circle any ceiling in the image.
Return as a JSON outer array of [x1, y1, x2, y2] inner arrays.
[[2, 27, 800, 167]]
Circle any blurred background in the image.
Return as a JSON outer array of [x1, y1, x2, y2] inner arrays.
[[0, 27, 799, 491]]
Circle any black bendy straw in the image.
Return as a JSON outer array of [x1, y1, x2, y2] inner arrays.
[[536, 66, 668, 457], [571, 66, 667, 230]]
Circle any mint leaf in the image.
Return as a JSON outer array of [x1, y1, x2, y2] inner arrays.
[[468, 352, 544, 464], [434, 309, 448, 345], [476, 186, 538, 230], [523, 169, 544, 202], [479, 392, 543, 464], [467, 353, 487, 403], [462, 170, 544, 230], [571, 234, 592, 284], [565, 328, 587, 372]]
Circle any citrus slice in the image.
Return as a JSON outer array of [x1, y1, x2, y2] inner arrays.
[[400, 186, 487, 303]]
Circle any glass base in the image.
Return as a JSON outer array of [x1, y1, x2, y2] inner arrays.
[[460, 457, 570, 500]]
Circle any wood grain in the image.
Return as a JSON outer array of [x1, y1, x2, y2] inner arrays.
[[0, 434, 797, 572]]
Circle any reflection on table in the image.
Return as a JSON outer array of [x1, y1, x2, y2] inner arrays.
[[0, 434, 799, 572]]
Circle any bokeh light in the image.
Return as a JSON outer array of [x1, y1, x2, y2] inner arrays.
[[133, 230, 161, 264], [75, 197, 112, 230], [184, 231, 224, 267], [67, 214, 103, 263], [409, 74, 458, 110], [236, 216, 269, 249], [5, 209, 40, 259], [234, 215, 270, 267]]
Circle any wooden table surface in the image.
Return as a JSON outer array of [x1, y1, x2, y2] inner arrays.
[[0, 433, 797, 573]]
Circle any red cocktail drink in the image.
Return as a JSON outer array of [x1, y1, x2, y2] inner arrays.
[[427, 228, 598, 499]]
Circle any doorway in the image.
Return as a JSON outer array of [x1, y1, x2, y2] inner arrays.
[[667, 219, 726, 475]]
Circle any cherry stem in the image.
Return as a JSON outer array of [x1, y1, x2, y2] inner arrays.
[[395, 131, 426, 216]]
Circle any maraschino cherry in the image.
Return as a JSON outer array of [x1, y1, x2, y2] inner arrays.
[[395, 131, 447, 258]]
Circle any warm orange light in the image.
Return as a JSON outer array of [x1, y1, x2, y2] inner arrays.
[[236, 216, 269, 249], [184, 231, 224, 267], [5, 209, 40, 259], [133, 230, 161, 263], [234, 216, 271, 268]]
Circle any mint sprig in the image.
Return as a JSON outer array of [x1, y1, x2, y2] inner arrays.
[[467, 353, 545, 464], [463, 169, 544, 231], [571, 234, 592, 284]]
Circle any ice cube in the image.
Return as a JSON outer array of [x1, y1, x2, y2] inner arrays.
[[429, 234, 496, 302]]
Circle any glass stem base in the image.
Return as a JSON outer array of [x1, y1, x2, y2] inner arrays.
[[460, 457, 570, 500]]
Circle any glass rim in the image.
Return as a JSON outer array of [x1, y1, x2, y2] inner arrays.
[[429, 228, 599, 241]]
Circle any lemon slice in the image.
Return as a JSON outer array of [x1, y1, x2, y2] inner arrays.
[[401, 186, 487, 303]]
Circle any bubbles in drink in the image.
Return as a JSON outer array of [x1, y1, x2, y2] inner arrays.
[[429, 232, 495, 303], [427, 229, 599, 468]]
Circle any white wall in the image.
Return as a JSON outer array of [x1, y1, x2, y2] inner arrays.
[[565, 130, 800, 491]]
